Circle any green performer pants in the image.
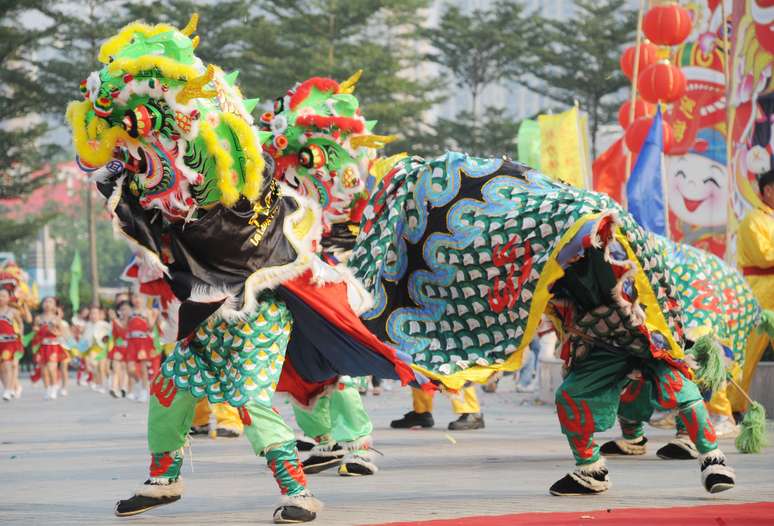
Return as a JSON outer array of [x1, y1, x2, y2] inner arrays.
[[293, 376, 373, 449], [145, 294, 309, 497], [556, 346, 718, 465]]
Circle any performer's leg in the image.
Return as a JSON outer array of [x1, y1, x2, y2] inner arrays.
[[329, 379, 377, 476], [413, 387, 433, 413], [293, 394, 343, 474], [448, 386, 485, 430], [390, 387, 435, 428], [729, 331, 769, 412], [706, 384, 738, 438], [600, 376, 651, 456], [115, 376, 197, 517], [191, 399, 212, 434], [648, 361, 735, 492], [550, 346, 631, 496], [240, 399, 321, 522], [212, 403, 243, 437]]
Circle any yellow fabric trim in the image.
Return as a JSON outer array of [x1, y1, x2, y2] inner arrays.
[[99, 22, 180, 63], [411, 212, 604, 390], [614, 230, 683, 360], [199, 118, 239, 207], [66, 100, 136, 167], [221, 112, 264, 202], [107, 56, 199, 81]]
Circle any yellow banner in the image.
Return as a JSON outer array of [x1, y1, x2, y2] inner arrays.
[[538, 107, 589, 189]]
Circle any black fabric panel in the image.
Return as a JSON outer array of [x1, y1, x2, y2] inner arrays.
[[277, 285, 405, 383]]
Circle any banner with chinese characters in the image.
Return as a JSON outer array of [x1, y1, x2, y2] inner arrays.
[[663, 0, 773, 258]]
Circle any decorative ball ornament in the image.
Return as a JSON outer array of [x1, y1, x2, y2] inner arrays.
[[620, 41, 658, 80], [625, 115, 674, 153], [642, 3, 693, 46], [618, 98, 655, 129], [637, 61, 686, 103]]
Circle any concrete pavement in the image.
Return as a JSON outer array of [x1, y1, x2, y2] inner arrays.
[[1, 377, 773, 525]]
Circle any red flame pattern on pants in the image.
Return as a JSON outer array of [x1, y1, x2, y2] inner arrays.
[[557, 389, 596, 461]]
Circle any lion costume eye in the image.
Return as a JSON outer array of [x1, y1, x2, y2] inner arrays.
[[298, 144, 326, 169]]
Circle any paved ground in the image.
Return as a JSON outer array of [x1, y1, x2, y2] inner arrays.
[[1, 377, 773, 525]]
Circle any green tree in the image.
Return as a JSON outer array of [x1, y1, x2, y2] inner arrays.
[[521, 0, 636, 156], [245, 0, 438, 153], [0, 1, 62, 244], [421, 1, 532, 155]]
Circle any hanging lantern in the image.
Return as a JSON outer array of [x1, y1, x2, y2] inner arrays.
[[625, 116, 674, 153], [618, 98, 655, 129], [620, 41, 658, 81], [642, 3, 693, 46], [637, 61, 686, 103]]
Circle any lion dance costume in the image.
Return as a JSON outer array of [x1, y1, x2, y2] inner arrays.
[[66, 17, 416, 523], [348, 152, 737, 495]]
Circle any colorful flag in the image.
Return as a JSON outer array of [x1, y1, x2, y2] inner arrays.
[[627, 107, 666, 236], [592, 138, 635, 204], [538, 107, 590, 188], [517, 119, 541, 169], [69, 251, 82, 312]]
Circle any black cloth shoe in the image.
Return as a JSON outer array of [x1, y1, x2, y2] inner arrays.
[[701, 452, 735, 493], [216, 428, 240, 438], [273, 505, 316, 523], [114, 480, 182, 517], [303, 444, 344, 474], [390, 411, 434, 429], [189, 425, 209, 436], [600, 436, 647, 456], [448, 413, 485, 430], [657, 437, 698, 460], [549, 467, 610, 496], [296, 437, 317, 452]]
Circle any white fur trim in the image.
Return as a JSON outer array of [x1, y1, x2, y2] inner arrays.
[[276, 491, 324, 513], [575, 457, 606, 474], [699, 449, 726, 465], [309, 441, 344, 457], [670, 435, 699, 457], [571, 458, 610, 492], [135, 479, 184, 498], [339, 435, 373, 452], [700, 449, 735, 488], [341, 450, 378, 474], [614, 438, 647, 455]]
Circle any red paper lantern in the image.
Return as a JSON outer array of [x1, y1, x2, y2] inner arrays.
[[637, 61, 686, 103], [618, 98, 655, 129], [620, 41, 658, 80], [625, 116, 673, 153], [643, 3, 693, 46]]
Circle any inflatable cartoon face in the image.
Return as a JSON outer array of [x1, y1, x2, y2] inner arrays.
[[666, 152, 728, 227], [67, 16, 265, 221]]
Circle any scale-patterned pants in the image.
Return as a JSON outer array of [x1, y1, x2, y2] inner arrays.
[[145, 294, 308, 497]]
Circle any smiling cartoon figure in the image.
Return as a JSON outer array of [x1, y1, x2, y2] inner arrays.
[[666, 128, 728, 255]]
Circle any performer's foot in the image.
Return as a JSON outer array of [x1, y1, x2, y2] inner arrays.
[[296, 436, 317, 452], [216, 427, 240, 438], [657, 436, 698, 460], [549, 459, 610, 496], [189, 424, 210, 436], [448, 413, 485, 430], [700, 450, 735, 494], [273, 491, 322, 523], [303, 443, 344, 474], [338, 451, 377, 477], [600, 436, 647, 456], [114, 479, 183, 517], [2, 390, 12, 401], [390, 411, 434, 429]]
